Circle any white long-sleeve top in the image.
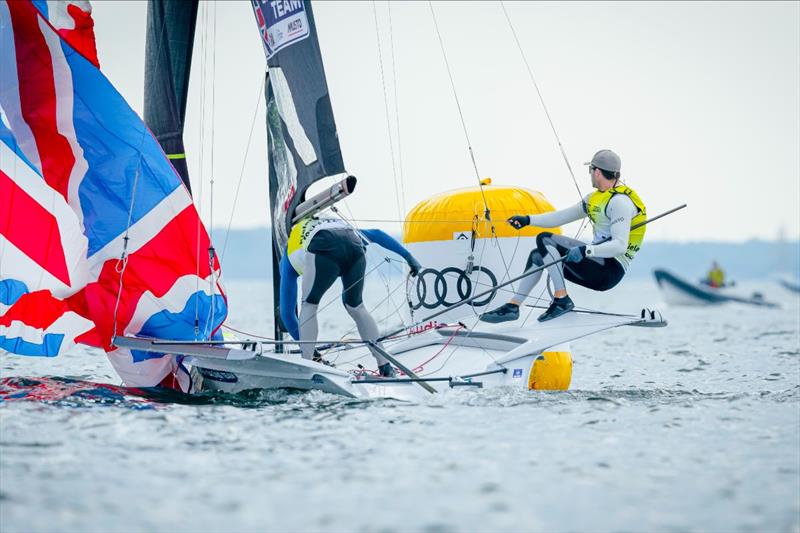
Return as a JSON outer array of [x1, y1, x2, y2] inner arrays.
[[528, 193, 638, 269]]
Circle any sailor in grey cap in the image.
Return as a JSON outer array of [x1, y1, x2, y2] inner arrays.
[[481, 149, 647, 323]]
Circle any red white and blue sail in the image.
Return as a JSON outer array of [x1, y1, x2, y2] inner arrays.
[[0, 0, 227, 390]]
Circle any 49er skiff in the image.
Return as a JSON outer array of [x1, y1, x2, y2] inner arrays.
[[0, 0, 670, 398], [126, 0, 670, 398], [116, 307, 666, 400]]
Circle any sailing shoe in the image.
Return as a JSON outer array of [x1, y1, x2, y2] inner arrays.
[[378, 363, 397, 378], [537, 296, 575, 322], [479, 302, 520, 323]]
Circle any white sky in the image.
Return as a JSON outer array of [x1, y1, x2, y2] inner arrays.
[[92, 1, 800, 242]]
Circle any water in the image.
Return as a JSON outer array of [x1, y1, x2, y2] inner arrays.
[[1, 279, 798, 532]]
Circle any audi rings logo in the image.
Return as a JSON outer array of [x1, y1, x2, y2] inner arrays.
[[411, 267, 498, 310]]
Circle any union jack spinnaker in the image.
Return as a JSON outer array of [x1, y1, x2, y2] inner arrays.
[[0, 0, 226, 391]]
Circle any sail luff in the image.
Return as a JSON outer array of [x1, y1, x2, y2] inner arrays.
[[144, 0, 199, 192]]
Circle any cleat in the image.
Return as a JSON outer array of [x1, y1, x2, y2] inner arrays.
[[537, 296, 574, 322], [378, 363, 397, 378], [479, 302, 520, 323]]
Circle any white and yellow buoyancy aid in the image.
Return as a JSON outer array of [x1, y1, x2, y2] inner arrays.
[[286, 217, 352, 274], [583, 185, 647, 268]]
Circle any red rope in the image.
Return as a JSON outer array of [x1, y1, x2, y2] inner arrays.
[[399, 324, 464, 376]]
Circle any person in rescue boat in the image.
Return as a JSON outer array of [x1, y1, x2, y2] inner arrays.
[[480, 149, 647, 323], [703, 261, 726, 288], [279, 215, 422, 377]]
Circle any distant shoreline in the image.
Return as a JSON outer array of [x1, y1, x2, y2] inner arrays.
[[216, 228, 800, 281]]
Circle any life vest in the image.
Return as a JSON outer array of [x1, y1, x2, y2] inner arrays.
[[286, 217, 352, 274], [583, 184, 646, 269], [707, 268, 725, 288]]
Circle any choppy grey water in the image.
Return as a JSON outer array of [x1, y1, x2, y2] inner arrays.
[[1, 279, 798, 533]]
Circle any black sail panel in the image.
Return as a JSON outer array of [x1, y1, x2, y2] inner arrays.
[[251, 0, 345, 342], [252, 0, 345, 251], [144, 0, 199, 192]]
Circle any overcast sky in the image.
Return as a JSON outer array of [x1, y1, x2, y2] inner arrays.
[[92, 1, 800, 242]]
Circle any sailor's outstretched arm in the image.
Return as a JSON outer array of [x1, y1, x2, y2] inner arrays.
[[528, 199, 587, 228], [359, 228, 421, 274], [279, 254, 301, 339], [508, 199, 588, 229], [585, 195, 636, 258]]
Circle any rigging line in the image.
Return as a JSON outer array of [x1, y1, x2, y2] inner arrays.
[[331, 263, 410, 347], [500, 1, 582, 201], [376, 255, 407, 330], [295, 260, 387, 334], [325, 282, 404, 364], [371, 1, 403, 221], [396, 3, 524, 302], [427, 1, 490, 219], [112, 8, 172, 339], [204, 0, 219, 339], [220, 73, 266, 262], [318, 217, 505, 224], [488, 222, 516, 295], [194, 1, 209, 337], [111, 164, 143, 338], [387, 1, 405, 215]]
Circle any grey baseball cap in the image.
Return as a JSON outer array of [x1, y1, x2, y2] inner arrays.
[[585, 149, 621, 173]]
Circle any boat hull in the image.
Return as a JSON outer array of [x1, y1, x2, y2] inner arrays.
[[653, 269, 777, 307], [193, 310, 662, 399]]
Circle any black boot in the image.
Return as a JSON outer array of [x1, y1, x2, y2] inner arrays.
[[479, 302, 520, 323], [537, 296, 575, 322]]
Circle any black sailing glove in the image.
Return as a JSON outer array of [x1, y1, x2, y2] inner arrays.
[[508, 215, 530, 229]]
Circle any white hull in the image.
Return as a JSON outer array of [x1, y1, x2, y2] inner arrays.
[[116, 308, 666, 400]]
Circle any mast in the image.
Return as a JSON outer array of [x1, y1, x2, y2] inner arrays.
[[144, 0, 199, 192], [251, 0, 346, 346]]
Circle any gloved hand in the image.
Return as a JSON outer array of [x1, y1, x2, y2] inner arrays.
[[407, 256, 422, 277], [565, 245, 586, 263], [507, 215, 530, 229]]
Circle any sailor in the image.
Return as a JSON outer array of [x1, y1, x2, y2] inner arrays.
[[279, 215, 422, 377], [481, 149, 646, 323], [704, 261, 725, 288]]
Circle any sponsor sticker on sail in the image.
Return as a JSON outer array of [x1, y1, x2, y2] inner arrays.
[[251, 0, 310, 59]]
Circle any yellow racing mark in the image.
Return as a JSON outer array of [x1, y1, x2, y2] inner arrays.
[[528, 351, 573, 390]]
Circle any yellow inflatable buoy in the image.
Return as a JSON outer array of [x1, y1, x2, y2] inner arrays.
[[402, 182, 560, 244], [528, 351, 573, 390]]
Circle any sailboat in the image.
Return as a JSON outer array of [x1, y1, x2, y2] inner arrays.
[[1, 0, 667, 400]]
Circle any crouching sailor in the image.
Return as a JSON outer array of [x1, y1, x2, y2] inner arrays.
[[279, 216, 422, 377], [481, 149, 646, 323]]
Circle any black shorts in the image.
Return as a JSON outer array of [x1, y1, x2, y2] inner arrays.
[[304, 229, 367, 307], [536, 232, 625, 292]]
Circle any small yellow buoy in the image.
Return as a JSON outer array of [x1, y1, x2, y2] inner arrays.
[[528, 351, 573, 390]]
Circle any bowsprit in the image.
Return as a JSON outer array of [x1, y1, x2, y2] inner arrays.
[[411, 266, 498, 310]]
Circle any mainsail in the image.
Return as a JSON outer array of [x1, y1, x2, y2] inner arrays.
[[252, 0, 345, 247], [144, 0, 199, 192], [0, 0, 226, 391], [250, 0, 345, 339]]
